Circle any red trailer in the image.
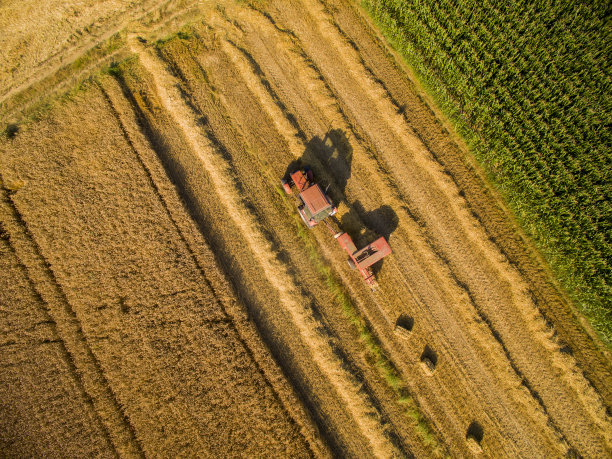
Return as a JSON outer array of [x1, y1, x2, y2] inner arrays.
[[335, 232, 392, 288]]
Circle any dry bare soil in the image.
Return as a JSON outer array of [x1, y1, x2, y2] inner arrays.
[[1, 0, 611, 457]]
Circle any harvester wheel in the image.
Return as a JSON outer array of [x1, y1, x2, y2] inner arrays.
[[347, 257, 356, 269]]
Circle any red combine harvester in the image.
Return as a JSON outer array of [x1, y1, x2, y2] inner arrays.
[[282, 165, 392, 288]]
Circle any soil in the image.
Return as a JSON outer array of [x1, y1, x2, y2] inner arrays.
[[1, 0, 610, 457]]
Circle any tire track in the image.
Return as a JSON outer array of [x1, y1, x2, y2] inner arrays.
[[0, 212, 117, 457]]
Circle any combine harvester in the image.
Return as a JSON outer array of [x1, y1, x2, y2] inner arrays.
[[282, 166, 391, 289]]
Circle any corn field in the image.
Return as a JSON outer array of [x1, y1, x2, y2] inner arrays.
[[363, 0, 612, 343]]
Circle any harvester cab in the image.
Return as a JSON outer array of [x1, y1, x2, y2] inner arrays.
[[282, 167, 337, 227]]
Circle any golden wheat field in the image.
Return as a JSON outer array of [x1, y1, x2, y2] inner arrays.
[[1, 0, 610, 457]]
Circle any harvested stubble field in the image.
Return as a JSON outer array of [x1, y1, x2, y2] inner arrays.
[[1, 0, 610, 458]]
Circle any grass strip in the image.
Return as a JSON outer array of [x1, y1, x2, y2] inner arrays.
[[2, 32, 127, 126]]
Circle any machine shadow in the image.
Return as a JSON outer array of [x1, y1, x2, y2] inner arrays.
[[283, 129, 353, 205]]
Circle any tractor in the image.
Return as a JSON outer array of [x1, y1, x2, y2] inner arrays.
[[282, 165, 392, 289], [282, 167, 337, 227]]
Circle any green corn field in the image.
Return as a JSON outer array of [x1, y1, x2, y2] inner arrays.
[[362, 0, 611, 343]]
